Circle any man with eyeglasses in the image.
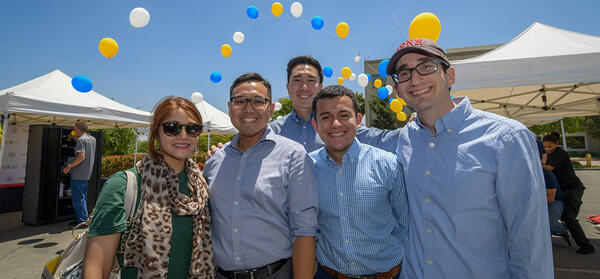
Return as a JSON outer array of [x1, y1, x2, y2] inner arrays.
[[203, 72, 318, 279], [269, 55, 400, 153], [386, 39, 553, 278]]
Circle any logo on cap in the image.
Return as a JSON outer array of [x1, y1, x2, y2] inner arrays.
[[397, 39, 424, 51]]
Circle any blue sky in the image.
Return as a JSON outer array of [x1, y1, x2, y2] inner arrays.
[[1, 0, 599, 113]]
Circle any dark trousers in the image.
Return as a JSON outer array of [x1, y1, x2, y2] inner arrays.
[[314, 264, 400, 279], [562, 183, 593, 248]]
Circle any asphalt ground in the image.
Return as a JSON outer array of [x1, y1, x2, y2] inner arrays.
[[1, 170, 599, 279]]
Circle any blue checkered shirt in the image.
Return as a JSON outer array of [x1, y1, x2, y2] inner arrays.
[[310, 139, 408, 275]]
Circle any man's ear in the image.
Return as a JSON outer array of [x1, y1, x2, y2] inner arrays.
[[446, 66, 456, 87], [356, 113, 363, 128]]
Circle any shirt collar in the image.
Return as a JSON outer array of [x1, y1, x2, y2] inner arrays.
[[320, 138, 361, 167], [229, 126, 276, 151], [291, 108, 314, 124], [413, 96, 473, 135]]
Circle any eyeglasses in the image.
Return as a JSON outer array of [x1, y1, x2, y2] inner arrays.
[[161, 121, 203, 137], [391, 59, 448, 84], [230, 96, 271, 108]]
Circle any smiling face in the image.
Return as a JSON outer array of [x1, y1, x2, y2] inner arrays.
[[229, 81, 274, 148], [312, 95, 362, 163], [543, 141, 558, 154], [393, 52, 455, 120], [158, 107, 200, 168], [286, 64, 323, 113]]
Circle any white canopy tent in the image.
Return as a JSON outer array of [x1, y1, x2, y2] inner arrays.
[[0, 69, 151, 165], [195, 100, 237, 149], [452, 22, 600, 121]]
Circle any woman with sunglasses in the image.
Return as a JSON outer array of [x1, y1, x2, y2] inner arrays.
[[83, 96, 215, 278], [542, 133, 595, 255]]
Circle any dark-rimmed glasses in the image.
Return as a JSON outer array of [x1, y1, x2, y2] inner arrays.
[[391, 59, 448, 84], [161, 121, 203, 137], [230, 96, 271, 108]]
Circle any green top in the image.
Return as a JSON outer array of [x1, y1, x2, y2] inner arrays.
[[88, 167, 193, 279]]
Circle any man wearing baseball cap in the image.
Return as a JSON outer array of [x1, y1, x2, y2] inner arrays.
[[387, 39, 553, 278]]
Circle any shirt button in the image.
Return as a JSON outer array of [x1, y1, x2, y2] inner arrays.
[[427, 229, 432, 233], [236, 257, 240, 261], [342, 216, 346, 220], [234, 201, 239, 206], [338, 169, 342, 174], [242, 154, 247, 158], [233, 228, 238, 232], [425, 198, 430, 203], [426, 170, 431, 175], [237, 176, 241, 180], [429, 142, 435, 148], [345, 239, 349, 243], [351, 262, 355, 265], [447, 128, 452, 133], [427, 260, 433, 265], [339, 192, 343, 196]]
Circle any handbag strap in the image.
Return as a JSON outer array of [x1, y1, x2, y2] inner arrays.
[[123, 170, 139, 222]]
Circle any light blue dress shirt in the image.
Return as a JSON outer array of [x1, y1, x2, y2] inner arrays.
[[310, 139, 408, 275], [203, 127, 319, 270], [270, 108, 399, 153], [396, 97, 553, 279]]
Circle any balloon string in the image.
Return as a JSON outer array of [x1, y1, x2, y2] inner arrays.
[[380, 0, 409, 40]]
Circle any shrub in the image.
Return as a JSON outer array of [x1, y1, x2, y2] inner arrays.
[[102, 153, 207, 177]]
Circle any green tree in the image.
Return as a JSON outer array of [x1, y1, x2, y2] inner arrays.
[[528, 117, 586, 135], [271, 98, 293, 120], [102, 128, 137, 156], [583, 116, 600, 139], [355, 92, 365, 114], [197, 134, 235, 152]]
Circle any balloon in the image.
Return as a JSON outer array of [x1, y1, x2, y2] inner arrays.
[[388, 98, 395, 105], [290, 2, 303, 18], [385, 85, 394, 96], [311, 16, 324, 30], [274, 102, 282, 111], [357, 73, 369, 87], [337, 77, 345, 85], [221, 44, 232, 58], [233, 32, 245, 44], [396, 112, 407, 121], [247, 6, 259, 19], [98, 38, 119, 58], [366, 73, 372, 81], [377, 87, 389, 99], [323, 66, 333, 77], [71, 75, 92, 93], [408, 12, 441, 42], [129, 7, 150, 28], [354, 55, 361, 63], [341, 67, 351, 79], [191, 92, 204, 103], [349, 73, 356, 81], [399, 98, 407, 105], [336, 22, 349, 39], [390, 99, 403, 113], [450, 94, 454, 99], [374, 79, 382, 88], [210, 72, 222, 83], [271, 2, 283, 17], [378, 59, 389, 77]]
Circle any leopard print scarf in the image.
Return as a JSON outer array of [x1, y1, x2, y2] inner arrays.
[[123, 154, 215, 279]]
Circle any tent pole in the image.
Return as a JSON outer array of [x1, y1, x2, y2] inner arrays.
[[0, 112, 9, 168], [560, 118, 568, 151], [133, 128, 138, 167], [207, 130, 211, 151]]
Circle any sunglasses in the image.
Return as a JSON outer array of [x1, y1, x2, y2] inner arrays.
[[161, 121, 203, 137]]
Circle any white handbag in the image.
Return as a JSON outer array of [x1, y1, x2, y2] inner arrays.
[[42, 170, 138, 279]]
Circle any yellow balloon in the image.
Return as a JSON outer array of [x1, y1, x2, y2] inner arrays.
[[221, 44, 232, 58], [397, 112, 407, 121], [337, 77, 345, 85], [390, 99, 403, 113], [98, 38, 119, 58], [336, 22, 350, 39], [341, 67, 352, 79], [399, 98, 407, 106], [271, 2, 283, 17], [408, 12, 441, 42], [374, 79, 382, 88]]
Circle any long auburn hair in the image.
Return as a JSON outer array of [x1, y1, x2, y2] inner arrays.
[[148, 96, 203, 159]]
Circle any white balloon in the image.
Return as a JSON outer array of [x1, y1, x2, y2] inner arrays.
[[349, 73, 357, 81], [274, 102, 282, 111], [191, 92, 204, 103], [233, 32, 245, 44], [357, 73, 369, 87], [385, 85, 394, 96], [290, 2, 303, 18], [129, 7, 150, 28]]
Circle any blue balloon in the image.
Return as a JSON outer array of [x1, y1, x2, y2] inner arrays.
[[388, 98, 396, 105], [378, 87, 389, 99], [71, 75, 92, 93], [450, 94, 454, 99], [247, 6, 259, 19], [311, 16, 324, 30], [210, 72, 222, 83], [366, 73, 372, 81], [378, 59, 389, 77], [323, 66, 333, 77]]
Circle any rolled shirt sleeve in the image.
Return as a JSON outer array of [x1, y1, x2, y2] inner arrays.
[[287, 151, 319, 239]]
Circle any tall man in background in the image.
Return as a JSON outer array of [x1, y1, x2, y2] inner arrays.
[[63, 121, 96, 225]]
